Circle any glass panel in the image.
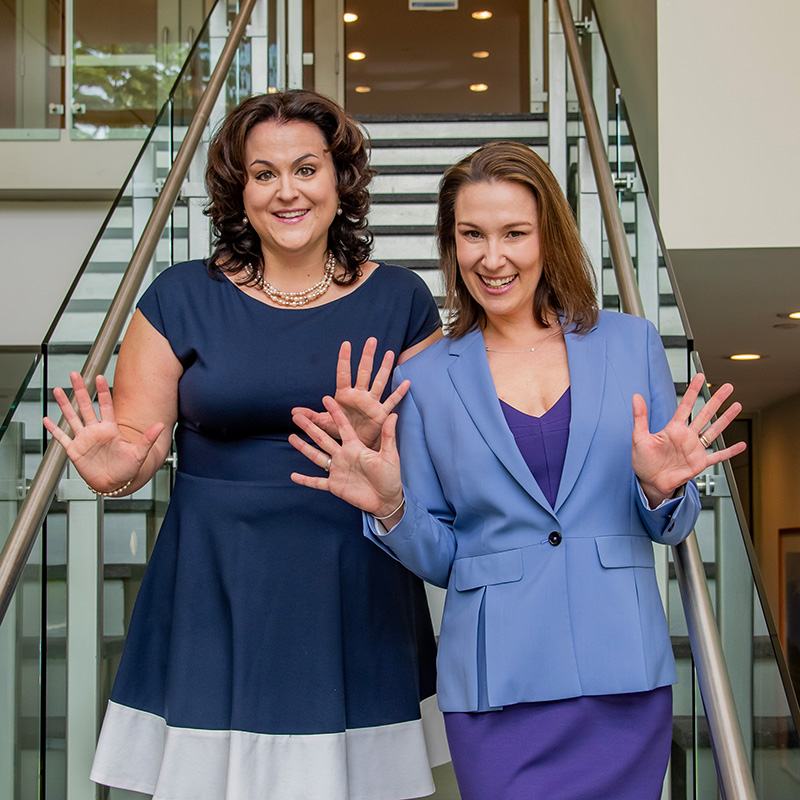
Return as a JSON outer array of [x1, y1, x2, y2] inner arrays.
[[0, 0, 64, 139], [343, 0, 530, 115], [71, 0, 210, 140], [0, 365, 45, 799], [565, 6, 800, 796]]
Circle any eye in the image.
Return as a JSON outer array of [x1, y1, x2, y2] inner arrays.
[[296, 165, 316, 177], [507, 230, 526, 239], [462, 229, 481, 240], [254, 169, 275, 181]]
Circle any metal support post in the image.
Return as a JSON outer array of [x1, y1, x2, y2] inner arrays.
[[576, 138, 603, 304], [547, 0, 568, 191], [61, 468, 103, 800], [250, 0, 269, 95], [528, 0, 546, 113], [287, 0, 303, 89], [635, 186, 660, 325]]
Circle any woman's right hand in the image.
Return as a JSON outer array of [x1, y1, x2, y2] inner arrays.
[[43, 371, 165, 493], [289, 395, 405, 522]]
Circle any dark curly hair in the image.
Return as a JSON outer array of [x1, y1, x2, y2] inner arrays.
[[205, 90, 375, 285]]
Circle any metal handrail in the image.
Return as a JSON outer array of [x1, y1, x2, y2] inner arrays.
[[554, 1, 758, 798], [0, 0, 260, 625]]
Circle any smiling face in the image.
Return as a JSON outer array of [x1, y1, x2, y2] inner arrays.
[[242, 119, 339, 265], [454, 180, 544, 327]]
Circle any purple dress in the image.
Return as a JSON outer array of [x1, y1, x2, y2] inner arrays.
[[443, 389, 672, 800]]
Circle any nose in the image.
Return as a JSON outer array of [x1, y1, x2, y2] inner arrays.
[[276, 173, 299, 202], [481, 238, 506, 271]]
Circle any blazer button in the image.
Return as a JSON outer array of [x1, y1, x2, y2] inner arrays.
[[548, 531, 562, 546]]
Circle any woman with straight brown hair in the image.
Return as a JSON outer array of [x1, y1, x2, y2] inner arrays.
[[44, 90, 445, 800], [291, 141, 745, 799]]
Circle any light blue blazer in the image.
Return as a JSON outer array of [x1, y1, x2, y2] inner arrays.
[[364, 310, 701, 712]]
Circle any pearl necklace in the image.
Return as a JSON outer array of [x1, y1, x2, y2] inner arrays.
[[253, 251, 336, 307]]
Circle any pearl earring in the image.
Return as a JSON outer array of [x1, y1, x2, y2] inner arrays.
[[336, 206, 343, 216], [243, 214, 249, 225]]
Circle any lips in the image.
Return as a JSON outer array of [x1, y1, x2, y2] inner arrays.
[[273, 209, 309, 220], [479, 274, 517, 289]]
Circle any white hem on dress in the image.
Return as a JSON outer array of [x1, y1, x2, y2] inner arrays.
[[91, 696, 449, 800]]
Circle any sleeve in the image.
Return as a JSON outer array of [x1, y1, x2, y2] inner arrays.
[[135, 265, 197, 368], [363, 364, 456, 588], [635, 319, 702, 546], [399, 269, 442, 350]]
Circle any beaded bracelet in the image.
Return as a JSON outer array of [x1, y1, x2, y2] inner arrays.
[[86, 478, 134, 497], [373, 496, 406, 521]]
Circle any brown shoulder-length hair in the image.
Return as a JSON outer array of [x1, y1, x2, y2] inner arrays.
[[205, 90, 375, 285], [437, 140, 598, 337]]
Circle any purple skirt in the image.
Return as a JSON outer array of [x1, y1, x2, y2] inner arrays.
[[444, 686, 672, 800]]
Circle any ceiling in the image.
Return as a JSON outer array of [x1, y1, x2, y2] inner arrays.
[[669, 247, 800, 413]]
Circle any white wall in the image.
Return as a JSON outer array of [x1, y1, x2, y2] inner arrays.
[[657, 0, 800, 249], [0, 202, 109, 345]]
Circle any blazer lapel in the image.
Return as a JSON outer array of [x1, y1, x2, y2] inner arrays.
[[447, 329, 554, 513], [555, 323, 606, 510]]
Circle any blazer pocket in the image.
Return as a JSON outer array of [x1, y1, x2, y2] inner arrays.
[[595, 535, 655, 569], [453, 549, 524, 591]]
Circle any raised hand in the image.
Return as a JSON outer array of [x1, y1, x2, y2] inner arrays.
[[290, 395, 405, 520], [43, 371, 164, 494], [292, 338, 410, 451], [631, 373, 746, 508]]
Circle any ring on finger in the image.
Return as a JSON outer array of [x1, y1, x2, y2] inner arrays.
[[699, 432, 711, 448], [324, 457, 332, 472]]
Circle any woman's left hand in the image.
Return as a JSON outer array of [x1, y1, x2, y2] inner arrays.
[[292, 337, 410, 450], [632, 373, 747, 508]]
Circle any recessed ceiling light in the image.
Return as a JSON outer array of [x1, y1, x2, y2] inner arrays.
[[472, 50, 490, 58], [343, 12, 358, 22], [729, 354, 761, 361], [354, 85, 371, 93], [472, 10, 493, 20], [469, 83, 488, 92], [789, 311, 800, 319], [347, 51, 366, 61]]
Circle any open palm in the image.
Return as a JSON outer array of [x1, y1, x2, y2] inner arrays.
[[289, 395, 404, 517], [292, 338, 409, 451], [43, 372, 164, 493], [632, 373, 746, 507]]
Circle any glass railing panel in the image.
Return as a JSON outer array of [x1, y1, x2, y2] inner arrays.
[[563, 6, 800, 796], [0, 366, 44, 798], [70, 0, 211, 141], [0, 0, 64, 140]]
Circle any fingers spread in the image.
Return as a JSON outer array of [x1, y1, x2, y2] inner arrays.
[[322, 396, 358, 442], [355, 337, 377, 390], [676, 373, 705, 425], [383, 379, 410, 414], [336, 341, 353, 390], [53, 386, 84, 433], [290, 472, 329, 490], [43, 416, 72, 448], [96, 374, 116, 423], [631, 393, 650, 439], [71, 371, 99, 426], [370, 349, 395, 397]]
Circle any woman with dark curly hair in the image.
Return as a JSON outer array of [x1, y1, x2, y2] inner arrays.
[[44, 90, 444, 800]]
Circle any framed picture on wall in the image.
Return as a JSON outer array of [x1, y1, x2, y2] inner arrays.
[[778, 527, 800, 694]]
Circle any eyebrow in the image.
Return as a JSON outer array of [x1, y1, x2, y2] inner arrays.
[[456, 220, 534, 229], [248, 152, 320, 169]]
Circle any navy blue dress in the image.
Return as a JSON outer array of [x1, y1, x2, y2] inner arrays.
[[90, 261, 445, 800]]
